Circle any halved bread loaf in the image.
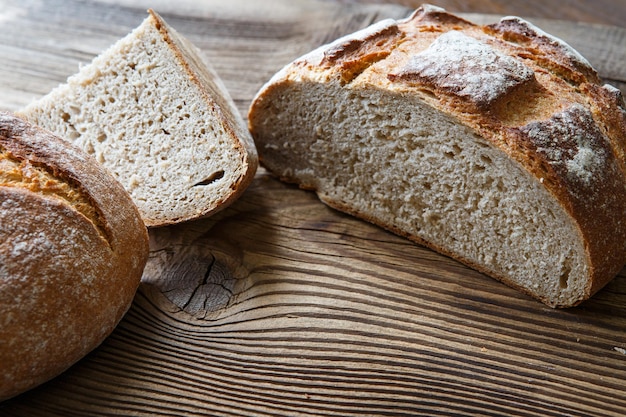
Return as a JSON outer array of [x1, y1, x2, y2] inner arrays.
[[248, 5, 626, 307], [19, 10, 257, 227]]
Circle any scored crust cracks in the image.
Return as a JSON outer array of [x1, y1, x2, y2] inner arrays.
[[248, 5, 626, 307], [0, 148, 107, 240], [19, 9, 258, 227]]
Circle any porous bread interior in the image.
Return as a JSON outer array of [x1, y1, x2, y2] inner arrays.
[[0, 148, 105, 240], [254, 81, 588, 306], [19, 16, 244, 226]]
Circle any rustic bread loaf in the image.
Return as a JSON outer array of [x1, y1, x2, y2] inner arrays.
[[248, 5, 626, 307], [19, 10, 257, 227], [0, 112, 149, 400]]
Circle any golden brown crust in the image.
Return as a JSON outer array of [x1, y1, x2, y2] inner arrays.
[[249, 5, 626, 307], [485, 17, 600, 85], [0, 112, 149, 400]]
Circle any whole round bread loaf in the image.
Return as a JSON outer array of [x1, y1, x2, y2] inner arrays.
[[0, 112, 149, 400]]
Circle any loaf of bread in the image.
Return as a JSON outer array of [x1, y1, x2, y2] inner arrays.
[[248, 5, 626, 307], [0, 112, 149, 400], [19, 10, 257, 227]]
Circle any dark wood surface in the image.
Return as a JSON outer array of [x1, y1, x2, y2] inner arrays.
[[338, 0, 626, 26], [1, 1, 626, 416]]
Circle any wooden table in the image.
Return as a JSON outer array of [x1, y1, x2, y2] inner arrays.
[[1, 1, 626, 415], [344, 0, 626, 27]]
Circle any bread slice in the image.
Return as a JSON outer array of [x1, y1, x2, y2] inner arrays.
[[18, 10, 257, 227], [248, 5, 626, 307]]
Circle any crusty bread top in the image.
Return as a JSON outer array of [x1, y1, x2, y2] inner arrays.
[[0, 110, 149, 310], [250, 5, 626, 304], [19, 10, 258, 227], [0, 111, 145, 250]]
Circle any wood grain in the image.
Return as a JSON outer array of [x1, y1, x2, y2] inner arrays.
[[1, 1, 626, 416], [1, 0, 625, 113], [338, 0, 626, 27]]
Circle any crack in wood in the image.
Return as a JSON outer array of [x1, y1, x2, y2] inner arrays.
[[142, 241, 241, 317], [180, 255, 216, 311]]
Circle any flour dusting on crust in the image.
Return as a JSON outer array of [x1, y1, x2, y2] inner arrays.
[[389, 31, 535, 107], [521, 105, 609, 185]]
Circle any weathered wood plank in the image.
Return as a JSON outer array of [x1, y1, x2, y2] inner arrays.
[[1, 1, 626, 416], [0, 0, 410, 112], [353, 0, 626, 27], [1, 0, 625, 113]]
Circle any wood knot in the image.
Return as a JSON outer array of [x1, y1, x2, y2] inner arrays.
[[142, 235, 248, 318]]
